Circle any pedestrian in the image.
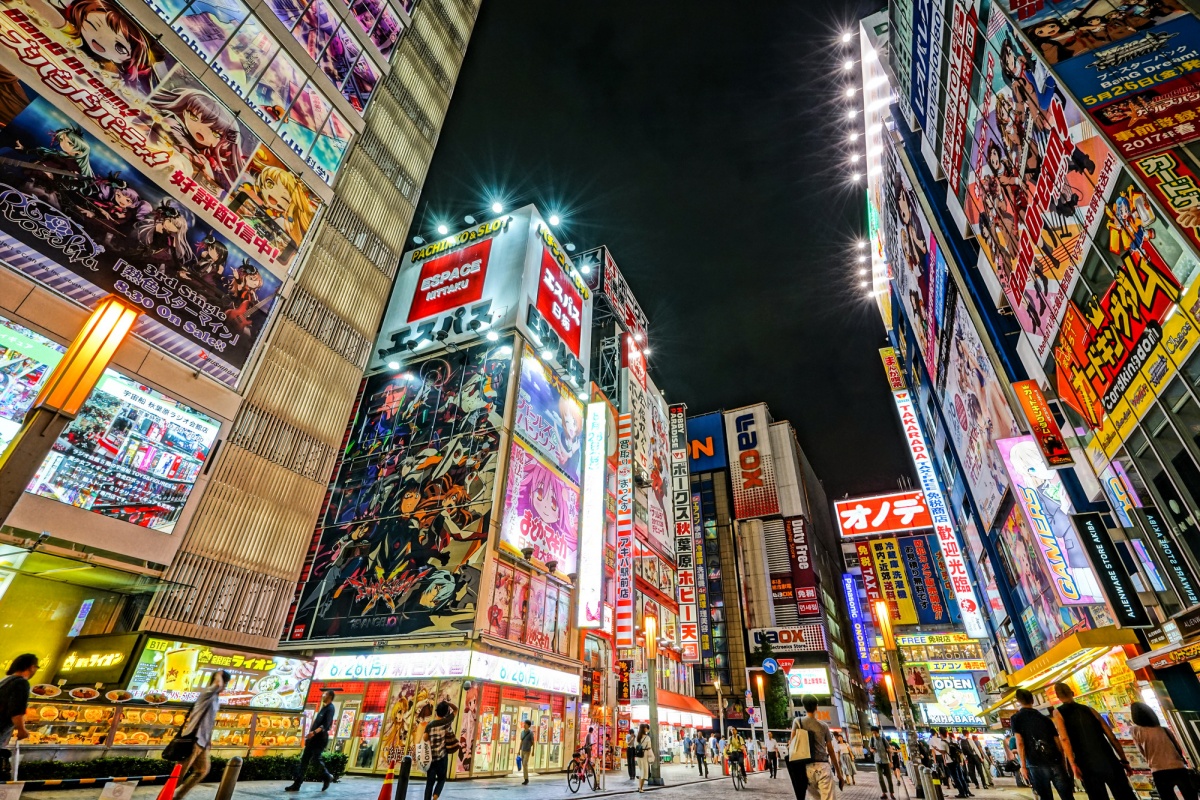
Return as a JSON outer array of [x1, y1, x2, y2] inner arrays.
[[695, 730, 710, 777], [175, 669, 228, 799], [890, 737, 904, 785], [626, 729, 637, 780], [868, 725, 895, 800], [766, 731, 779, 778], [974, 736, 995, 788], [786, 716, 813, 800], [636, 723, 654, 793], [1130, 701, 1197, 800], [801, 696, 845, 800], [1011, 688, 1073, 800], [944, 730, 972, 798], [1052, 681, 1137, 800], [422, 699, 457, 800], [962, 731, 984, 790], [285, 689, 336, 791], [0, 654, 38, 782], [519, 719, 535, 784], [838, 733, 857, 784], [684, 732, 693, 766]]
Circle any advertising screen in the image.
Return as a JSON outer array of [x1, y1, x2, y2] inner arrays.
[[289, 339, 513, 641], [514, 346, 585, 484], [644, 376, 673, 555], [127, 637, 313, 709], [900, 534, 953, 626], [920, 673, 983, 727], [0, 314, 220, 532], [577, 402, 606, 629], [686, 412, 727, 472], [786, 667, 831, 696], [499, 438, 580, 576]]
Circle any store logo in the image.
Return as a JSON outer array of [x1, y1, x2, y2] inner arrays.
[[732, 412, 763, 489], [408, 239, 492, 322]]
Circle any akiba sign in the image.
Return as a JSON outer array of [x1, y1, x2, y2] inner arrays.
[[1072, 513, 1152, 628], [723, 404, 779, 519], [376, 206, 592, 385]]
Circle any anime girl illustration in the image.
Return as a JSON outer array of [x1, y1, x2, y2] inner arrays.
[[134, 199, 195, 272], [226, 261, 270, 337], [26, 0, 172, 98], [11, 125, 94, 209], [254, 166, 314, 248], [151, 87, 248, 194], [516, 458, 575, 565], [193, 235, 229, 284]]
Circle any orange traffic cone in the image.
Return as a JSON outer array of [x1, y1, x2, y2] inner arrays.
[[155, 763, 182, 800], [376, 761, 395, 800]]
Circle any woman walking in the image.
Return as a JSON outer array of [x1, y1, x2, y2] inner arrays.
[[636, 723, 655, 793], [1131, 701, 1198, 800], [785, 716, 813, 800]]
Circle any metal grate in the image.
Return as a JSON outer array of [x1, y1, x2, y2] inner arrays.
[[407, 29, 452, 92], [427, 0, 467, 52], [285, 286, 373, 367], [228, 401, 340, 482]]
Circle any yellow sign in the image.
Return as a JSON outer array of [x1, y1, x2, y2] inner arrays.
[[915, 660, 988, 673], [60, 652, 124, 672], [870, 538, 918, 625]]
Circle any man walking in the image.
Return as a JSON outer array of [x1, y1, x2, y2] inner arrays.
[[0, 654, 38, 782], [801, 695, 845, 800], [1011, 688, 1073, 800], [519, 719, 535, 785], [286, 689, 336, 791], [695, 731, 709, 777], [973, 735, 995, 788], [869, 725, 895, 800], [765, 731, 779, 778], [944, 730, 972, 798], [626, 729, 637, 780], [423, 699, 457, 800], [176, 669, 228, 799], [962, 732, 984, 790], [1052, 682, 1136, 800]]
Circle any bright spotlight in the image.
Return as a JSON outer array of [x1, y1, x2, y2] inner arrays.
[[843, 60, 854, 70], [643, 348, 652, 356], [491, 201, 503, 213], [858, 255, 868, 262], [860, 281, 868, 288], [577, 391, 589, 400], [549, 214, 561, 225], [437, 224, 448, 235], [848, 109, 858, 119], [402, 372, 414, 381], [486, 330, 499, 341], [859, 268, 868, 275], [845, 87, 857, 97], [387, 361, 401, 370], [851, 172, 862, 181], [634, 333, 644, 342], [580, 265, 591, 274], [857, 240, 867, 248], [541, 349, 554, 361], [850, 154, 861, 163], [842, 32, 853, 43], [849, 132, 859, 142]]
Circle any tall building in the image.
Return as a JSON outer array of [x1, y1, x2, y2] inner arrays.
[[858, 0, 1200, 746], [684, 405, 865, 741], [0, 0, 482, 762]]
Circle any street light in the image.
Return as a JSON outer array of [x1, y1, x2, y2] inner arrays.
[[644, 616, 663, 786], [714, 678, 724, 736], [875, 600, 918, 788], [755, 674, 768, 746]]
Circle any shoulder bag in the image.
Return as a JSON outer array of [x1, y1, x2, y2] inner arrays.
[[162, 727, 198, 762], [789, 726, 813, 762]]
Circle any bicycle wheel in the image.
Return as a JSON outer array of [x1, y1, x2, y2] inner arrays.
[[732, 765, 745, 791], [586, 764, 599, 790], [567, 759, 582, 793]]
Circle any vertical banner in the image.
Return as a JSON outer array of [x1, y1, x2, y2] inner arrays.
[[843, 574, 873, 679], [940, 0, 977, 196], [900, 535, 951, 625], [870, 538, 919, 624], [723, 404, 779, 518], [669, 404, 701, 663], [1072, 513, 1153, 628], [577, 402, 607, 628], [882, 346, 988, 638], [1137, 507, 1200, 610], [693, 493, 712, 661], [615, 414, 635, 648], [1012, 381, 1073, 468], [856, 541, 885, 608], [787, 517, 820, 617]]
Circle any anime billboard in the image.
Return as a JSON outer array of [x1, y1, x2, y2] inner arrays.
[[0, 84, 284, 389], [287, 340, 513, 642], [498, 439, 580, 577], [514, 346, 585, 485], [644, 375, 673, 556]]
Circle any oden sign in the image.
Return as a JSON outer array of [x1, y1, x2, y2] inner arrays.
[[724, 404, 779, 518]]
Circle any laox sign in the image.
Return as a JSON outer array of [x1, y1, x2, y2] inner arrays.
[[733, 413, 764, 488], [724, 404, 779, 518]]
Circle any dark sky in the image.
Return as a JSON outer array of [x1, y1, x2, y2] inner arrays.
[[411, 0, 914, 499]]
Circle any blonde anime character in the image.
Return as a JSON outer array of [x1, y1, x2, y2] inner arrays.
[[380, 691, 414, 764], [255, 166, 314, 247]]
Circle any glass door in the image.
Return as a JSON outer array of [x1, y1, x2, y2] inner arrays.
[[350, 712, 382, 770], [494, 702, 518, 774], [331, 698, 360, 757]]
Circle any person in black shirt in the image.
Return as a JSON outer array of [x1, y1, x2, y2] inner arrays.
[[1011, 688, 1073, 800], [287, 690, 337, 792], [0, 654, 38, 781], [1052, 682, 1136, 800]]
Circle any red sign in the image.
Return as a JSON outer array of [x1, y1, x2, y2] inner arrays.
[[407, 239, 492, 322], [536, 248, 584, 357], [787, 517, 820, 617], [835, 490, 932, 537], [776, 658, 794, 674], [1132, 150, 1200, 258], [1013, 380, 1073, 468]]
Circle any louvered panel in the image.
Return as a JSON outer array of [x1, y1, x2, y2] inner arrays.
[[336, 153, 412, 254], [391, 56, 444, 128], [229, 401, 340, 481], [366, 90, 435, 179], [426, 0, 466, 52], [353, 128, 422, 205], [381, 70, 437, 141], [406, 28, 451, 95], [414, 12, 461, 79], [284, 286, 375, 367], [761, 518, 791, 573], [320, 198, 398, 276], [296, 231, 396, 337]]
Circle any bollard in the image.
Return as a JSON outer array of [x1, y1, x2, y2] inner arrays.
[[213, 757, 242, 800], [393, 755, 413, 800]]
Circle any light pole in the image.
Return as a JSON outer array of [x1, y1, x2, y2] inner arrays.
[[756, 674, 769, 743], [645, 616, 664, 786], [876, 601, 917, 798], [714, 678, 724, 735]]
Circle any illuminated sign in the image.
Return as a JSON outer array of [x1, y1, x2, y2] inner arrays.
[[1013, 381, 1073, 468], [724, 404, 779, 518], [919, 661, 988, 673], [131, 638, 313, 709], [786, 667, 831, 696], [686, 412, 728, 472], [788, 517, 820, 617], [669, 404, 701, 662], [921, 674, 984, 727], [1073, 512, 1152, 628], [895, 632, 973, 646], [577, 401, 607, 629], [314, 651, 471, 681], [843, 574, 873, 678], [835, 490, 932, 537], [56, 633, 141, 685], [750, 625, 829, 653], [615, 414, 636, 648], [468, 651, 581, 696]]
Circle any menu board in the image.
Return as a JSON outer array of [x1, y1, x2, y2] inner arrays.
[[127, 638, 313, 710]]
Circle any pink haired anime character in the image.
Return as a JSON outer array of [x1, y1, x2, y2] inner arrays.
[[517, 460, 575, 565]]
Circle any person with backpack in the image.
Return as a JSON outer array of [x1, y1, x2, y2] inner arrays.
[[635, 723, 654, 793], [868, 725, 895, 800], [1052, 682, 1136, 800], [945, 731, 972, 798], [422, 699, 457, 800], [1130, 701, 1197, 800], [694, 731, 709, 777], [1011, 688, 1074, 800]]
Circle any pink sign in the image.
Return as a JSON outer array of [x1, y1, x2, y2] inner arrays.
[[499, 439, 579, 572]]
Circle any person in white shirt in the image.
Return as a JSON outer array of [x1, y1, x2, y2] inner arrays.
[[836, 732, 857, 784], [765, 731, 779, 778]]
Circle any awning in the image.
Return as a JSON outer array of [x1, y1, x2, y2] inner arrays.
[[978, 689, 1018, 717], [1006, 627, 1139, 691], [656, 689, 714, 717]]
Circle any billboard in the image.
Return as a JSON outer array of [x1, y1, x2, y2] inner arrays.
[[644, 375, 673, 555], [288, 339, 512, 642], [577, 402, 606, 629], [1072, 512, 1152, 628], [576, 246, 648, 345], [871, 538, 919, 624], [787, 517, 820, 617], [786, 667, 831, 696], [499, 438, 580, 576], [921, 673, 984, 727], [514, 346, 585, 484], [686, 412, 727, 472], [835, 490, 932, 537], [940, 0, 978, 196], [749, 624, 829, 654], [904, 663, 937, 703], [724, 404, 779, 519], [669, 404, 701, 662], [843, 574, 873, 677], [1013, 381, 1073, 468], [1132, 151, 1200, 259], [615, 414, 635, 648], [900, 534, 953, 626]]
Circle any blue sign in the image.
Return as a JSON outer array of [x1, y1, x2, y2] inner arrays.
[[843, 574, 873, 679], [686, 413, 727, 472], [762, 658, 779, 675]]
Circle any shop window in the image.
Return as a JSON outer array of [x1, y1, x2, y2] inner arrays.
[[1145, 406, 1200, 503]]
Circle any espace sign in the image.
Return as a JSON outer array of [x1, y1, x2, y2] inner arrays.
[[724, 404, 779, 519]]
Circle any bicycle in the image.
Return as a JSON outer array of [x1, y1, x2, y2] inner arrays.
[[566, 750, 599, 793], [730, 753, 747, 791]]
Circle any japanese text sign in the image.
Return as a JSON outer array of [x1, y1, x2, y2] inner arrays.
[[835, 490, 932, 537]]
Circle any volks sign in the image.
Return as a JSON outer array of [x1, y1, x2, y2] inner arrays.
[[724, 404, 779, 519]]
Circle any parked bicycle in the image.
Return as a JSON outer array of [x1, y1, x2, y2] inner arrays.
[[566, 749, 599, 793]]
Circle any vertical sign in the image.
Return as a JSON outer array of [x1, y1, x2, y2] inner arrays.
[[870, 538, 919, 624], [881, 349, 987, 638], [856, 541, 884, 608], [788, 517, 820, 617], [669, 404, 701, 663], [1138, 507, 1200, 609], [899, 535, 950, 625], [1072, 513, 1152, 628], [843, 574, 873, 679], [940, 1, 976, 195], [1012, 381, 1073, 467], [615, 414, 635, 648], [693, 493, 712, 660], [577, 402, 607, 628], [723, 404, 779, 518]]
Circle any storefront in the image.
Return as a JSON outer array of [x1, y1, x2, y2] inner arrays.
[[22, 633, 312, 762], [307, 647, 582, 780], [624, 690, 712, 759]]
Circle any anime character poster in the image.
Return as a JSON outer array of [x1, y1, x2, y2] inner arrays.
[[212, 14, 283, 100], [342, 53, 381, 113], [940, 291, 1021, 527], [514, 347, 585, 484], [455, 681, 479, 776], [962, 14, 1121, 363], [173, 0, 251, 62], [644, 376, 674, 555], [289, 340, 513, 642], [0, 88, 283, 386], [227, 145, 320, 268], [498, 439, 580, 575], [1001, 0, 1187, 66]]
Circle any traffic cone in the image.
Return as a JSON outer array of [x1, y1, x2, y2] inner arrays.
[[376, 761, 395, 800], [155, 764, 181, 800]]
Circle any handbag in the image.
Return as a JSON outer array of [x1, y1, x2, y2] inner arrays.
[[162, 729, 197, 762], [416, 740, 433, 769], [789, 727, 814, 762]]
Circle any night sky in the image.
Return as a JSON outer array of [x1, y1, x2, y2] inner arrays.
[[411, 0, 914, 499]]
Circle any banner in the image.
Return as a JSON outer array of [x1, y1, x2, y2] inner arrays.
[[724, 404, 779, 519], [940, 0, 978, 196], [1132, 151, 1200, 269], [1013, 381, 1073, 467], [693, 493, 712, 660], [1072, 513, 1152, 628], [787, 517, 820, 617], [856, 540, 885, 608], [900, 535, 952, 625], [1138, 506, 1200, 610], [904, 663, 937, 703], [835, 490, 932, 537], [514, 346, 585, 484], [686, 412, 728, 472], [843, 574, 873, 678], [499, 439, 580, 574], [577, 401, 606, 629], [615, 414, 635, 648], [871, 538, 919, 625], [669, 404, 701, 662]]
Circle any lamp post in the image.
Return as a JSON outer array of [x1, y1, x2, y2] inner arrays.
[[756, 674, 769, 746], [644, 616, 664, 786], [0, 296, 139, 524], [875, 600, 917, 796], [714, 678, 724, 736]]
